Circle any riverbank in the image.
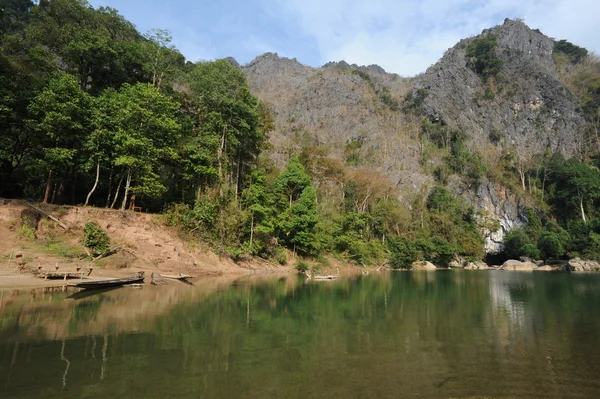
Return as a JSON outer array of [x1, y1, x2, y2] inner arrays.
[[0, 199, 358, 290]]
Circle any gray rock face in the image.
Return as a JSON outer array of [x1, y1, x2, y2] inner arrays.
[[500, 259, 537, 271], [416, 19, 584, 158], [411, 261, 437, 270], [322, 61, 389, 75], [223, 57, 240, 69], [562, 258, 600, 271], [467, 178, 526, 253]]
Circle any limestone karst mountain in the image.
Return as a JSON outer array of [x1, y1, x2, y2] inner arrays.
[[231, 19, 589, 251]]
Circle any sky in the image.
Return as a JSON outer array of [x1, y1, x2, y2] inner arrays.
[[87, 0, 599, 76]]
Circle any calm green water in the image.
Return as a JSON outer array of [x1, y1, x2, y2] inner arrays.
[[2, 271, 600, 399]]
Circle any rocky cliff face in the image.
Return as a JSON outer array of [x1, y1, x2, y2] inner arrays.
[[233, 19, 587, 252], [415, 19, 584, 156]]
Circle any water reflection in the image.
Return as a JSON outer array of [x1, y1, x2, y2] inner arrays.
[[1, 272, 600, 398]]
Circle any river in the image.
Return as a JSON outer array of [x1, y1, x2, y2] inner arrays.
[[1, 271, 600, 398]]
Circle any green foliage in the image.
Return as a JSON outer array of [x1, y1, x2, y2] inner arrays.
[[502, 229, 539, 259], [547, 156, 600, 223], [387, 236, 417, 269], [82, 221, 110, 254], [17, 224, 36, 240], [466, 34, 503, 78], [403, 88, 429, 114], [295, 261, 309, 272], [554, 39, 588, 64], [344, 138, 363, 166]]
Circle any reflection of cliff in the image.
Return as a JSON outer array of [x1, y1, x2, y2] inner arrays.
[[488, 273, 527, 330]]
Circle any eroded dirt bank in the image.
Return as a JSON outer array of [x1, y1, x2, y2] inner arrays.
[[1, 199, 341, 289]]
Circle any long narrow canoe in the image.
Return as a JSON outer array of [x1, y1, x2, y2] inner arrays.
[[69, 272, 145, 289]]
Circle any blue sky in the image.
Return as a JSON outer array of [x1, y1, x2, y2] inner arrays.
[[88, 0, 599, 76]]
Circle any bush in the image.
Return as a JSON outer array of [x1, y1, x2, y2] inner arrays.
[[83, 222, 110, 255], [295, 261, 309, 272], [387, 236, 417, 269], [502, 229, 535, 259], [466, 34, 503, 78], [538, 233, 565, 259], [554, 39, 588, 64]]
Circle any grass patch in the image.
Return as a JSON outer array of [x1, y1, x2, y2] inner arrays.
[[44, 240, 87, 260]]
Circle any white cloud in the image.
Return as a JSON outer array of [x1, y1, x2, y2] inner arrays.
[[265, 0, 600, 76]]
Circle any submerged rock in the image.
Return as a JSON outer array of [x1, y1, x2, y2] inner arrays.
[[411, 261, 437, 271], [500, 259, 536, 271]]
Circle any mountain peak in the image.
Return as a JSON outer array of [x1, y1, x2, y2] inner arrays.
[[244, 52, 308, 71], [322, 61, 388, 75]]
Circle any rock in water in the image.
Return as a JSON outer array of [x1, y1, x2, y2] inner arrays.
[[411, 261, 437, 271], [500, 260, 537, 271], [465, 261, 489, 270], [562, 258, 600, 272], [151, 272, 168, 284]]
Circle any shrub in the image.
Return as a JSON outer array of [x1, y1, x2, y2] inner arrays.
[[83, 222, 110, 255], [466, 34, 503, 78], [554, 39, 588, 64], [295, 261, 309, 272], [387, 236, 417, 269], [502, 229, 534, 259]]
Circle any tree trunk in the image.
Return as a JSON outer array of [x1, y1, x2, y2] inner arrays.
[[217, 129, 226, 196], [110, 175, 123, 209], [105, 169, 113, 208], [120, 168, 132, 211], [580, 195, 587, 224], [43, 169, 53, 204], [519, 168, 526, 190], [71, 164, 78, 205], [249, 213, 254, 249], [84, 161, 100, 207]]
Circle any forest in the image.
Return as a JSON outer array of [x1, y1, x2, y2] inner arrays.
[[2, 0, 600, 268]]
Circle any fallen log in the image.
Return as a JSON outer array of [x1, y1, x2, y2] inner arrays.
[[93, 246, 122, 261], [25, 202, 68, 230]]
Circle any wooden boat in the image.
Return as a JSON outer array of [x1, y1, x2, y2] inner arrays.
[[69, 272, 145, 289]]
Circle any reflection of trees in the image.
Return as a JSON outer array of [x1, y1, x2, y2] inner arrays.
[[2, 272, 600, 398]]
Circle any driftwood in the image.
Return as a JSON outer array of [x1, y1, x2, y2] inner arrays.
[[163, 273, 194, 280], [304, 268, 340, 281], [93, 246, 122, 261], [25, 202, 68, 230]]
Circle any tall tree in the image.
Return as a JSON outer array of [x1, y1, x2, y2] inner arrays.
[[274, 155, 319, 255], [185, 59, 263, 196], [27, 73, 92, 203], [95, 83, 180, 210]]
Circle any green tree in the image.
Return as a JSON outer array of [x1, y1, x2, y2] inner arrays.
[[95, 83, 180, 210], [27, 73, 92, 203], [548, 157, 600, 223], [185, 59, 263, 196], [274, 155, 318, 255], [241, 170, 276, 255]]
